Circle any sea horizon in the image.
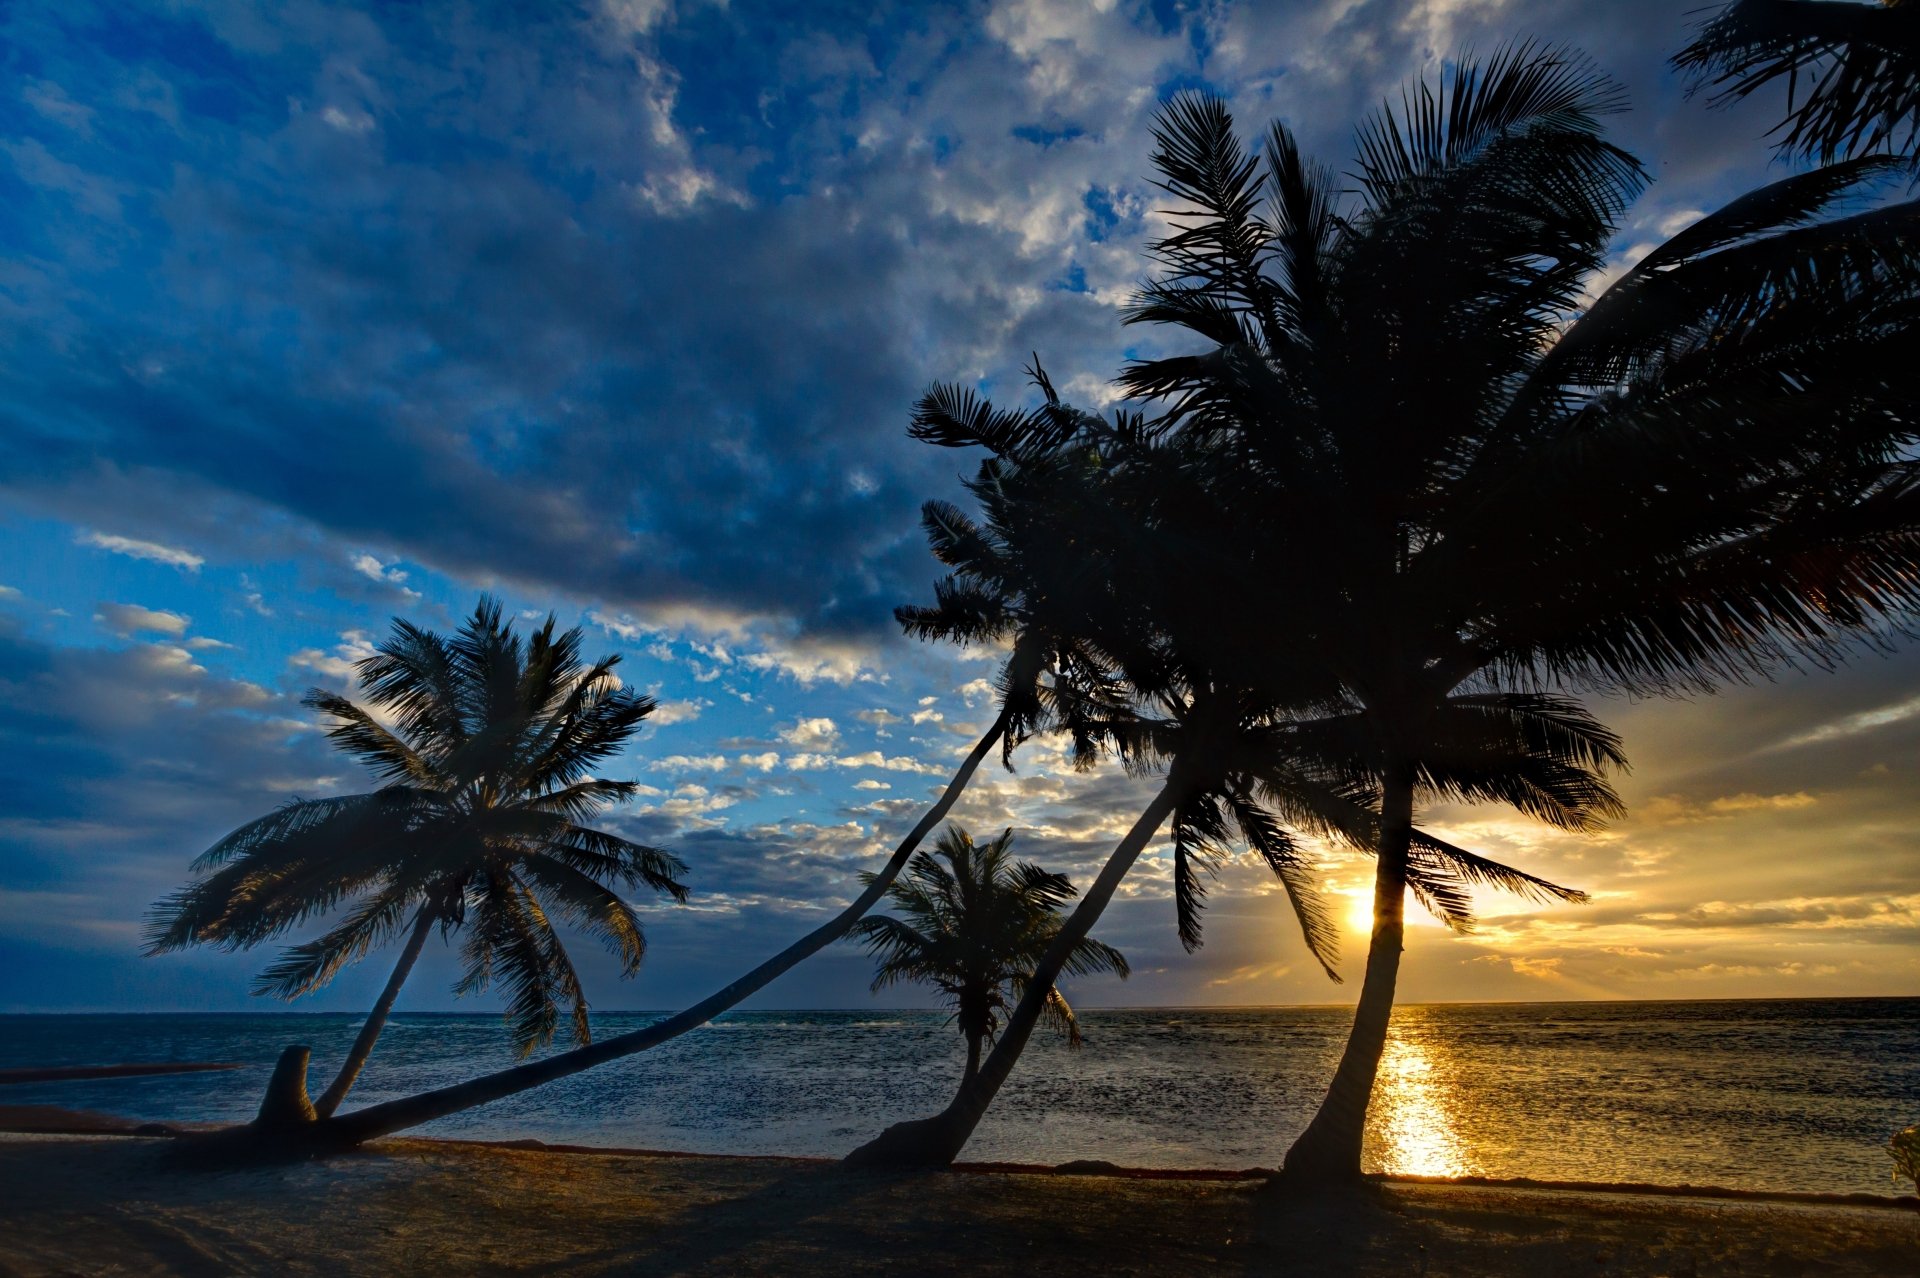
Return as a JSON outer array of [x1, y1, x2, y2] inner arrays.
[[7, 999, 1914, 1196], [9, 992, 1915, 1016]]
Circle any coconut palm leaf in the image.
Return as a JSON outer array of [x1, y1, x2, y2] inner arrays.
[[147, 598, 688, 1108], [1676, 1, 1920, 161]]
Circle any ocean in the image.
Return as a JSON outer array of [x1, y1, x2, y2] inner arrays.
[[3, 999, 1914, 1195]]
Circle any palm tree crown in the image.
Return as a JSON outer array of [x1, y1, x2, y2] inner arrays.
[[1676, 1, 1920, 162], [852, 825, 1127, 1074], [148, 598, 689, 1069], [1112, 45, 1920, 1177]]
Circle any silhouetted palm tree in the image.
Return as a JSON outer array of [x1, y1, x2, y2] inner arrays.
[[852, 824, 1127, 1094], [1676, 0, 1920, 161], [230, 404, 1148, 1155], [147, 598, 688, 1120], [847, 363, 1615, 1169], [1112, 46, 1920, 1181]]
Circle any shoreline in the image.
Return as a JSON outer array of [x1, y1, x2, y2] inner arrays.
[[2, 1134, 1916, 1276], [0, 1061, 241, 1085], [4, 1105, 1913, 1211]]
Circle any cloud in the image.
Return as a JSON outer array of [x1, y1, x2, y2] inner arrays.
[[287, 631, 378, 684], [350, 553, 408, 584], [778, 717, 840, 749], [3, 0, 1918, 1013], [650, 754, 729, 772], [1635, 791, 1819, 827], [75, 532, 203, 572], [93, 603, 190, 637], [648, 697, 710, 726], [1770, 694, 1920, 751]]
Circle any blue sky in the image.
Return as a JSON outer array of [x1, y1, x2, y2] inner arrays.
[[2, 0, 1916, 1019]]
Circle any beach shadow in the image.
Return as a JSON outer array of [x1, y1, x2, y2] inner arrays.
[[522, 1162, 917, 1276], [1242, 1181, 1424, 1278]]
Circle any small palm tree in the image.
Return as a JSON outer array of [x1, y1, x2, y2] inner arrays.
[[852, 825, 1127, 1092], [1675, 0, 1920, 162], [146, 597, 688, 1120]]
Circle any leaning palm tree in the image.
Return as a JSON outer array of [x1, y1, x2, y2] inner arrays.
[[846, 397, 1616, 1168], [1106, 49, 1920, 1183], [1675, 0, 1920, 162], [147, 597, 690, 1124], [205, 405, 1143, 1156], [852, 824, 1128, 1095]]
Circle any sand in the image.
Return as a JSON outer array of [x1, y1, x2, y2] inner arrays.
[[0, 1135, 1914, 1276]]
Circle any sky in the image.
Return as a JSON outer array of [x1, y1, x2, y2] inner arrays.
[[1, 0, 1916, 1020]]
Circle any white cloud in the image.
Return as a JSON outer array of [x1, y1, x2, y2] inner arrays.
[[288, 630, 378, 684], [1771, 694, 1920, 751], [957, 679, 994, 706], [649, 697, 710, 726], [650, 753, 728, 771], [320, 104, 376, 134], [350, 553, 409, 585], [77, 530, 202, 572], [830, 750, 943, 776], [94, 603, 190, 638], [779, 716, 840, 749]]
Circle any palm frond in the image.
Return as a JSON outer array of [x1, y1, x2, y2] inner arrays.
[[1676, 0, 1920, 161]]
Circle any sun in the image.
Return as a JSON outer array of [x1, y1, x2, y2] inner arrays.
[[1346, 892, 1376, 935]]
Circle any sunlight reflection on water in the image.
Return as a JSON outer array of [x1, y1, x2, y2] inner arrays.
[[4, 1001, 1915, 1193], [1368, 1026, 1477, 1178]]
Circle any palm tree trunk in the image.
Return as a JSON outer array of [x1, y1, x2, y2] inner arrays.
[[1279, 758, 1415, 1183], [844, 775, 1185, 1168], [312, 908, 436, 1118], [962, 1033, 982, 1086], [297, 710, 1010, 1149]]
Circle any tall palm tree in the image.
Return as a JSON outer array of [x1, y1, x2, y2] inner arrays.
[[1107, 48, 1920, 1182], [147, 598, 689, 1122], [846, 381, 1616, 1168], [1675, 1, 1920, 162], [852, 824, 1128, 1095]]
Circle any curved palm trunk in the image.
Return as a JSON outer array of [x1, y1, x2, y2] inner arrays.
[[312, 908, 436, 1118], [845, 777, 1184, 1168], [1279, 759, 1415, 1183], [961, 1033, 982, 1086], [258, 710, 1011, 1150]]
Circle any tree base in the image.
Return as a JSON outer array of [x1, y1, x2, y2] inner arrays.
[[162, 1044, 362, 1167], [1276, 1119, 1366, 1188], [255, 1044, 320, 1130], [842, 1109, 971, 1169]]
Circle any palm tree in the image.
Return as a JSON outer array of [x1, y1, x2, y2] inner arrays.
[[846, 391, 1616, 1168], [205, 402, 1146, 1156], [852, 824, 1128, 1095], [1675, 1, 1920, 162], [1104, 48, 1920, 1182], [147, 598, 690, 1124]]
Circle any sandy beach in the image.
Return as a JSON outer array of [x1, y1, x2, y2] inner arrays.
[[0, 1133, 1913, 1277]]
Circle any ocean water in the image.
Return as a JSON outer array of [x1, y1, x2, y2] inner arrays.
[[2, 999, 1915, 1195]]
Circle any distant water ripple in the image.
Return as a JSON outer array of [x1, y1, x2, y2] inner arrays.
[[3, 999, 1914, 1195]]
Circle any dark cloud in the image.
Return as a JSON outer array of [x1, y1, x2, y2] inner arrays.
[[2, 0, 1916, 1013]]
